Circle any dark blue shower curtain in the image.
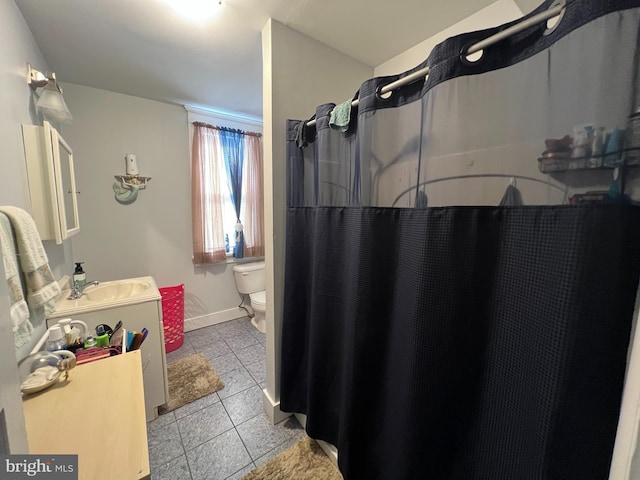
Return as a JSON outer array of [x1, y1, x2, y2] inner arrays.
[[281, 1, 640, 479]]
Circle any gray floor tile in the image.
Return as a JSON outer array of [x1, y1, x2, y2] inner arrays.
[[225, 462, 256, 480], [215, 319, 252, 339], [187, 429, 253, 480], [178, 335, 193, 350], [234, 344, 265, 367], [245, 358, 266, 385], [185, 325, 221, 348], [237, 317, 253, 329], [225, 332, 258, 352], [148, 410, 176, 432], [151, 454, 191, 480], [217, 367, 257, 400], [167, 343, 197, 364], [209, 352, 243, 375], [221, 385, 263, 426], [250, 329, 266, 345], [174, 392, 220, 420], [178, 402, 234, 452], [197, 339, 232, 359], [236, 413, 303, 461], [147, 421, 185, 468]]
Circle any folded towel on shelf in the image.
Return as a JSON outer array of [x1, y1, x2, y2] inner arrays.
[[329, 99, 353, 132], [0, 207, 61, 317], [0, 213, 33, 347]]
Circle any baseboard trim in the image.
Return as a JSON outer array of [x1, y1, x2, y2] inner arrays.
[[261, 388, 292, 424], [184, 308, 246, 332]]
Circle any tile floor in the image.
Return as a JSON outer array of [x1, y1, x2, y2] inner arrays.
[[147, 317, 305, 480]]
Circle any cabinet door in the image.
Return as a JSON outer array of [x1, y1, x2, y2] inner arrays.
[[49, 126, 79, 240], [23, 122, 80, 244]]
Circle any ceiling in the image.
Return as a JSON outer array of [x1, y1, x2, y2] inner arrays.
[[15, 0, 539, 119]]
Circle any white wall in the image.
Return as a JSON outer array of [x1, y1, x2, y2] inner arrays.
[[261, 18, 373, 420], [0, 2, 72, 284], [375, 0, 523, 77], [61, 84, 246, 328], [0, 0, 49, 452]]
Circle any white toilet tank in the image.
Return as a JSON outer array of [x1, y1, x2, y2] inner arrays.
[[232, 261, 265, 294]]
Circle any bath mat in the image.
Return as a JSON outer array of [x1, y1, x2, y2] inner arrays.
[[242, 436, 342, 480], [158, 353, 224, 414]]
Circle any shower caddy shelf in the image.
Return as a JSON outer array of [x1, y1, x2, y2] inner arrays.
[[538, 148, 640, 173]]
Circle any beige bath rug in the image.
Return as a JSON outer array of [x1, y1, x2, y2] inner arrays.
[[242, 436, 343, 480], [158, 353, 224, 414]]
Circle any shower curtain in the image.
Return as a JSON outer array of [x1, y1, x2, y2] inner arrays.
[[281, 1, 640, 479]]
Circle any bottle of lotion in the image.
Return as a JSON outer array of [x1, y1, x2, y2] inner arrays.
[[73, 262, 86, 289]]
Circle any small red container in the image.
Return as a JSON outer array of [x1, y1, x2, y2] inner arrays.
[[159, 284, 185, 353]]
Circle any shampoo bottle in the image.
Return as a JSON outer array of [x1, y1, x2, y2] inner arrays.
[[73, 262, 86, 289]]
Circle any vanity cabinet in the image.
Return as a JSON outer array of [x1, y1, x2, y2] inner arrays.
[[22, 121, 79, 244], [48, 297, 169, 421]]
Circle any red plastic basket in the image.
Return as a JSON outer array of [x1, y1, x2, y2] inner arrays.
[[159, 284, 185, 353]]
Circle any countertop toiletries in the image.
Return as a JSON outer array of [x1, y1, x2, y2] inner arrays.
[[45, 325, 66, 351], [84, 335, 97, 349], [57, 318, 75, 346], [95, 325, 109, 347], [73, 262, 86, 289], [56, 318, 88, 346], [109, 321, 122, 340]]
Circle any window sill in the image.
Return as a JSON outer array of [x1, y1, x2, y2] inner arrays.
[[194, 256, 264, 267]]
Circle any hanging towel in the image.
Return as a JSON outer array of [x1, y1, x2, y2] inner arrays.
[[329, 99, 352, 132], [499, 184, 524, 206], [0, 207, 61, 317], [0, 213, 33, 347]]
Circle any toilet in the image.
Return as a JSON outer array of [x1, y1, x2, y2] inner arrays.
[[232, 261, 266, 334]]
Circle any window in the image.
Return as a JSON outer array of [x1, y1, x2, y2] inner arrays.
[[191, 122, 264, 265]]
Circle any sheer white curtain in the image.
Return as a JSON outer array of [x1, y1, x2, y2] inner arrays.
[[191, 124, 226, 264], [244, 134, 264, 258]]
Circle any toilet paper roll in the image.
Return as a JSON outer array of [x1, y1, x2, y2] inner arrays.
[[125, 154, 139, 175]]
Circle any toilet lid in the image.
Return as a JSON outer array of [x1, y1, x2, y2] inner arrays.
[[249, 291, 266, 308]]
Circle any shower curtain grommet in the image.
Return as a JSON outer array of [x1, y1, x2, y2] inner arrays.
[[460, 40, 487, 66], [543, 0, 566, 36], [375, 85, 394, 101]]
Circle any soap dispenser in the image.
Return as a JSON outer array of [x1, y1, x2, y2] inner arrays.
[[73, 262, 86, 289]]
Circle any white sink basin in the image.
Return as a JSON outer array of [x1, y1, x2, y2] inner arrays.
[[84, 280, 151, 302], [49, 276, 160, 318]]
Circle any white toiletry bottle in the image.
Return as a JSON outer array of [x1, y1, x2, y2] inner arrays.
[[73, 262, 86, 289], [46, 325, 66, 351]]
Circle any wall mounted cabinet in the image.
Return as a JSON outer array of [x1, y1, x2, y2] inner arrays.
[[22, 121, 79, 244]]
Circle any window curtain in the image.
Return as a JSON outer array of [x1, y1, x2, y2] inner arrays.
[[219, 129, 245, 258], [244, 134, 265, 258], [191, 124, 226, 264]]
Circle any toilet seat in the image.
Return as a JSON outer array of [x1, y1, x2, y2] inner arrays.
[[249, 291, 266, 311]]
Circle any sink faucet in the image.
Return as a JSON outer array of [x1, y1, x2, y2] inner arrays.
[[68, 280, 100, 300]]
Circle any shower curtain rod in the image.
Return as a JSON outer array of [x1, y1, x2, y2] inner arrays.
[[390, 173, 569, 207], [306, 3, 564, 129]]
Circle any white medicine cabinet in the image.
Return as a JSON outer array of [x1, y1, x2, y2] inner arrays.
[[22, 121, 80, 244]]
